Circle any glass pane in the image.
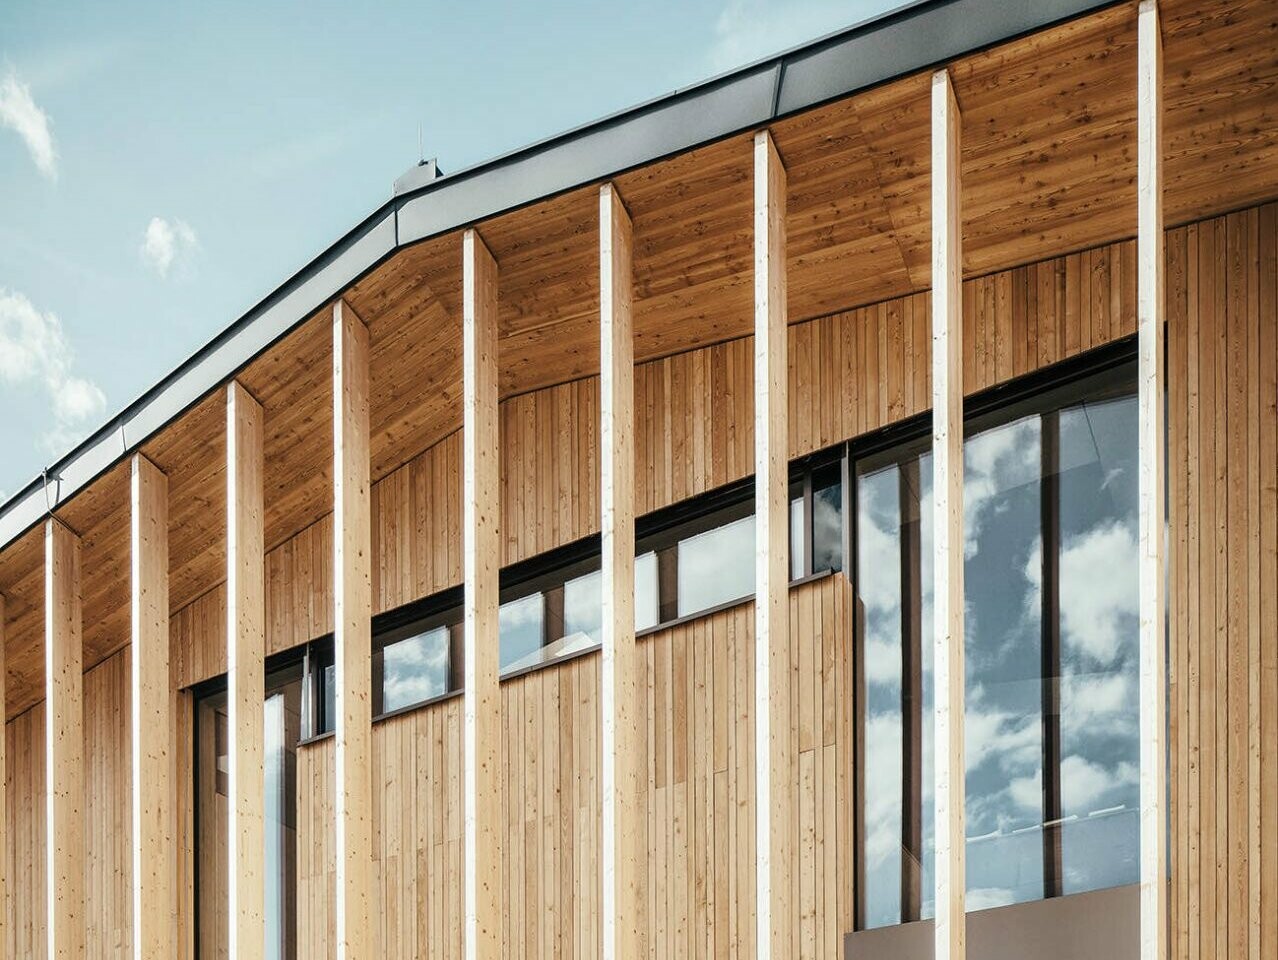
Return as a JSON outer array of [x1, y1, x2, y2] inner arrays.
[[500, 592, 544, 670], [195, 692, 229, 958], [322, 662, 335, 735], [813, 470, 844, 574], [1057, 394, 1140, 893], [200, 667, 300, 960], [791, 495, 805, 580], [677, 513, 755, 617], [265, 693, 289, 960], [635, 551, 659, 631], [382, 626, 451, 713], [856, 463, 904, 929], [963, 414, 1044, 911], [564, 569, 603, 643], [918, 456, 936, 921]]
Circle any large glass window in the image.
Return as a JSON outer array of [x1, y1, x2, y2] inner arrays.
[[196, 661, 303, 960], [853, 359, 1139, 928]]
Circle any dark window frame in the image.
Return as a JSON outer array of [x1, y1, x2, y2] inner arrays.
[[192, 650, 307, 955], [848, 336, 1138, 931]]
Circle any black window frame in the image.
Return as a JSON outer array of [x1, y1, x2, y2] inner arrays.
[[296, 444, 853, 735]]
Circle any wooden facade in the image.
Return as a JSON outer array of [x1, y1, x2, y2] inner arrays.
[[0, 0, 1276, 958]]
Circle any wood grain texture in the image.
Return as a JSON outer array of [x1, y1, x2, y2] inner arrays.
[[333, 298, 374, 960], [0, 594, 6, 960], [753, 129, 794, 958], [930, 68, 966, 960], [1137, 5, 1169, 960], [170, 231, 1145, 697], [45, 520, 84, 960], [463, 229, 502, 960], [1166, 203, 1278, 960], [6, 701, 45, 958], [0, 0, 1273, 734], [131, 455, 170, 960], [227, 381, 265, 960], [598, 182, 642, 960]]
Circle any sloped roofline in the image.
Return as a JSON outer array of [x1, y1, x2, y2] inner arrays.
[[0, 0, 1116, 551]]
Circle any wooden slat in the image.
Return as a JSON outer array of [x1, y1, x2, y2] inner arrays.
[[0, 593, 6, 960], [463, 229, 502, 960], [930, 68, 966, 960], [599, 182, 642, 960], [227, 381, 265, 960], [754, 128, 792, 959], [45, 519, 83, 960], [1137, 5, 1168, 960], [334, 298, 374, 960], [131, 454, 171, 959]]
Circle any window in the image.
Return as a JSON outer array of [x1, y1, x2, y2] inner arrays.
[[638, 452, 845, 628], [852, 355, 1139, 928], [374, 607, 462, 716], [301, 449, 846, 730], [195, 659, 303, 960]]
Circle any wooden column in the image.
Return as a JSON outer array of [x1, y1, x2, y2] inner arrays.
[[0, 593, 6, 960], [462, 228, 502, 960], [1136, 3, 1167, 959], [333, 298, 373, 960], [45, 519, 84, 960], [226, 381, 265, 960], [131, 454, 171, 960], [599, 182, 641, 960], [753, 128, 792, 957], [931, 67, 966, 960]]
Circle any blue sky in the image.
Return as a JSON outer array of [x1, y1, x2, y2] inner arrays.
[[0, 0, 899, 501]]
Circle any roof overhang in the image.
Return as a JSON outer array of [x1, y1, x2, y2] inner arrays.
[[0, 0, 1117, 552]]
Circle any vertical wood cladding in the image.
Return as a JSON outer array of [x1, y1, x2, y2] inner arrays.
[[5, 650, 132, 959], [1166, 203, 1277, 960], [42, 202, 1272, 958], [297, 693, 465, 960]]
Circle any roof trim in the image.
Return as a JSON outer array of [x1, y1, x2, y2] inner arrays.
[[0, 0, 1117, 554]]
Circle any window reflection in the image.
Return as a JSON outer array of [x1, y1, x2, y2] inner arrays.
[[1056, 394, 1139, 893], [856, 463, 906, 928], [196, 662, 302, 960], [381, 626, 452, 713], [677, 510, 755, 617], [790, 495, 805, 580], [636, 551, 659, 632], [563, 569, 603, 642], [499, 592, 545, 670], [962, 415, 1044, 911], [853, 361, 1139, 928], [812, 468, 844, 574]]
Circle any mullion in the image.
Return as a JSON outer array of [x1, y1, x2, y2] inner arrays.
[[899, 458, 924, 922], [1040, 410, 1063, 898], [803, 469, 815, 578], [850, 462, 867, 931]]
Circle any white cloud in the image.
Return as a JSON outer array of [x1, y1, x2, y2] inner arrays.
[[1058, 519, 1139, 664], [966, 887, 1018, 912], [1060, 754, 1137, 815], [0, 289, 106, 459], [0, 68, 57, 179], [140, 216, 199, 278]]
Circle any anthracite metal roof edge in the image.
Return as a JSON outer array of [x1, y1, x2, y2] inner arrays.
[[0, 0, 1116, 553]]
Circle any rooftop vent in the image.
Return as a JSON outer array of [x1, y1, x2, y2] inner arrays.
[[393, 157, 445, 197]]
